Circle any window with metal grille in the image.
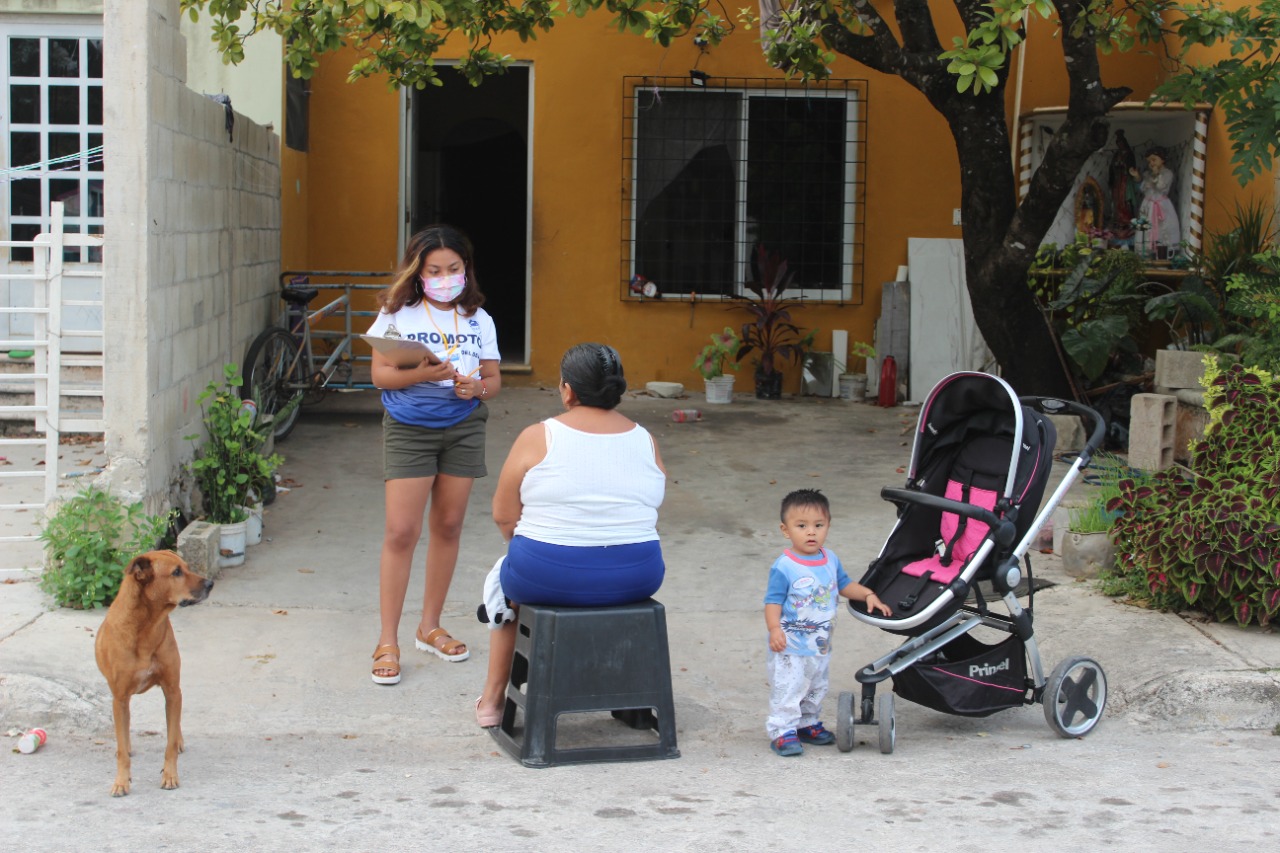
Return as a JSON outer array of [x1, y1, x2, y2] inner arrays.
[[1, 25, 104, 264], [622, 76, 866, 304]]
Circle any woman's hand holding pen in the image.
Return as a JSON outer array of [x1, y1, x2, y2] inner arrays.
[[452, 367, 485, 400]]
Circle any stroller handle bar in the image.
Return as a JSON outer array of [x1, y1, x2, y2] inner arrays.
[[1019, 396, 1107, 466], [879, 488, 1017, 548]]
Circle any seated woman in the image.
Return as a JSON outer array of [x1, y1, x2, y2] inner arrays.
[[474, 343, 667, 727]]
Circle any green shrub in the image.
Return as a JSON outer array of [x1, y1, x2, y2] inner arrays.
[[38, 486, 175, 609], [1107, 359, 1280, 626]]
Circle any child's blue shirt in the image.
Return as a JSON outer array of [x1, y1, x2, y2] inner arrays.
[[763, 548, 851, 656]]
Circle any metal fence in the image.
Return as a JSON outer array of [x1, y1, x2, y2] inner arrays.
[[0, 202, 104, 575]]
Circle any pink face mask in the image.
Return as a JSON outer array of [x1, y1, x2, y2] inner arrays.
[[421, 272, 466, 303]]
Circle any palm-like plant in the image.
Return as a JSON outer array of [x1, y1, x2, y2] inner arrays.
[[735, 245, 805, 377]]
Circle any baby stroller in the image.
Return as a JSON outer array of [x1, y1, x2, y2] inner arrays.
[[836, 371, 1107, 754]]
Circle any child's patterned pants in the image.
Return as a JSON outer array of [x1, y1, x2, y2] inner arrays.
[[766, 651, 830, 740]]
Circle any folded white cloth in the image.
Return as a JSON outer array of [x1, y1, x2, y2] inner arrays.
[[476, 556, 516, 629]]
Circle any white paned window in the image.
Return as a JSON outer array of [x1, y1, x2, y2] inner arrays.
[[1, 23, 104, 264], [623, 77, 866, 304]]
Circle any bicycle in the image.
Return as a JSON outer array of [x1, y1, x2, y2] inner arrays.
[[240, 271, 387, 440]]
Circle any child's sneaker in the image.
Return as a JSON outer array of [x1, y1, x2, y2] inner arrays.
[[770, 730, 804, 756], [796, 722, 835, 745]]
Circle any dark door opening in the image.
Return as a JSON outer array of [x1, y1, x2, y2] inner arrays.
[[410, 67, 529, 363]]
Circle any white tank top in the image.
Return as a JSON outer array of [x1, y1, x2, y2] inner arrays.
[[514, 418, 665, 546]]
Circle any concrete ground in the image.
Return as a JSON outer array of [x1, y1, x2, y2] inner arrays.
[[1, 385, 1277, 851]]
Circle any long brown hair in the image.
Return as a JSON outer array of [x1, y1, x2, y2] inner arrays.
[[377, 224, 486, 316]]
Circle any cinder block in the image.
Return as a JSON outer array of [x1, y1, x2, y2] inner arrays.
[[1155, 349, 1208, 392], [1046, 413, 1085, 453], [1174, 390, 1210, 464], [177, 520, 223, 581], [1129, 393, 1177, 471]]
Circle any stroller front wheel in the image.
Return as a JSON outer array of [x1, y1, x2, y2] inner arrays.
[[878, 693, 896, 754], [836, 691, 856, 752], [1043, 655, 1107, 738]]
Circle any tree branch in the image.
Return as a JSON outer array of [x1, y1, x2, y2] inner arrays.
[[819, 10, 904, 78], [891, 0, 943, 53]]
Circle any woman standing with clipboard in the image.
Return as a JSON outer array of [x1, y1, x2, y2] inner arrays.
[[365, 225, 501, 685]]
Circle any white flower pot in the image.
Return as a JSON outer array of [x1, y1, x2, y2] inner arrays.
[[704, 375, 735, 405], [219, 519, 248, 568]]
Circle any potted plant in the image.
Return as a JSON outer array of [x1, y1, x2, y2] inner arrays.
[[735, 245, 805, 399], [1059, 495, 1117, 579], [186, 364, 283, 567], [693, 326, 741, 404], [838, 341, 877, 401]]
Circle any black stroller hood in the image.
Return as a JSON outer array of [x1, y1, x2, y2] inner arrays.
[[862, 371, 1058, 598], [908, 372, 1050, 513]]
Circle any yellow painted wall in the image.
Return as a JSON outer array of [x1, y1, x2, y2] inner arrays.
[[294, 16, 944, 390], [292, 8, 1273, 391]]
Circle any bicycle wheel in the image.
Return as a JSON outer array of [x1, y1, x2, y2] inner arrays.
[[242, 328, 305, 441]]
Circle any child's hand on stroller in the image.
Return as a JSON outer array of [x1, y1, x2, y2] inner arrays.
[[865, 593, 892, 617]]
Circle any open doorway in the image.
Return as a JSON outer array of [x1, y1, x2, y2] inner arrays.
[[408, 66, 529, 363]]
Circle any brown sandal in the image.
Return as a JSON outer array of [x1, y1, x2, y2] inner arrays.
[[415, 627, 470, 662], [371, 644, 401, 684]]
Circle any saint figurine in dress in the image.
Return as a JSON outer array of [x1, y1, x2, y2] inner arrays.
[[1129, 146, 1180, 256]]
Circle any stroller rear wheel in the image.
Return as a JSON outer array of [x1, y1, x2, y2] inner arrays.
[[878, 693, 896, 754], [836, 691, 856, 752], [1043, 655, 1107, 738]]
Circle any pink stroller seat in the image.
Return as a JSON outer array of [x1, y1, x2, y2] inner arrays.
[[900, 482, 999, 585]]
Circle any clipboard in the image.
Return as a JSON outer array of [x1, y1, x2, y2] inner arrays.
[[360, 334, 444, 368]]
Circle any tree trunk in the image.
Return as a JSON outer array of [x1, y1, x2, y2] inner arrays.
[[822, 2, 1131, 399], [941, 93, 1075, 398]]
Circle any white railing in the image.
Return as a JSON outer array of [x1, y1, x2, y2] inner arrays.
[[0, 202, 105, 575]]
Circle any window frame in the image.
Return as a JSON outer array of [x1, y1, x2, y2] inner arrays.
[[1, 20, 105, 265], [622, 76, 867, 305]]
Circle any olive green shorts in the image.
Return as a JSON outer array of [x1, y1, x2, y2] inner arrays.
[[382, 404, 489, 480]]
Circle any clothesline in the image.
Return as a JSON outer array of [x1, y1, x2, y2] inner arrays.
[[0, 146, 104, 181]]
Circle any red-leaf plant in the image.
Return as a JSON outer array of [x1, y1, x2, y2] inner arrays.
[[734, 245, 806, 377], [1108, 358, 1280, 626]]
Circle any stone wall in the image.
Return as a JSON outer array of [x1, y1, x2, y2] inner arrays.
[[101, 0, 280, 511]]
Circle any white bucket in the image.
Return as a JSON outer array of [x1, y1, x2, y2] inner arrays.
[[219, 520, 248, 568], [838, 374, 867, 401], [704, 375, 735, 405], [243, 503, 263, 546]]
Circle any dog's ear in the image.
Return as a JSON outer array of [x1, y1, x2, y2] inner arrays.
[[127, 555, 154, 584]]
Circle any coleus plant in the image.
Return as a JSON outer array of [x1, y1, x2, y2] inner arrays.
[[1107, 358, 1280, 626]]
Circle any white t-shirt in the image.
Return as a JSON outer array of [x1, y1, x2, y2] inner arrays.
[[366, 301, 500, 428], [515, 418, 665, 546]]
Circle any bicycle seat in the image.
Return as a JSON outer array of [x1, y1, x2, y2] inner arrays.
[[281, 286, 318, 305]]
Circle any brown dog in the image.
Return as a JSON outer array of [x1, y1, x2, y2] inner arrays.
[[94, 550, 213, 796]]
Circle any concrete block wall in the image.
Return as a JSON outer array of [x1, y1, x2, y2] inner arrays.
[[101, 0, 280, 512]]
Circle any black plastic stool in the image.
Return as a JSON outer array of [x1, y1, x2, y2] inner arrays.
[[489, 598, 680, 768]]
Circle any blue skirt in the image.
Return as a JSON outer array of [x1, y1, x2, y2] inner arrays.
[[499, 536, 664, 607]]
